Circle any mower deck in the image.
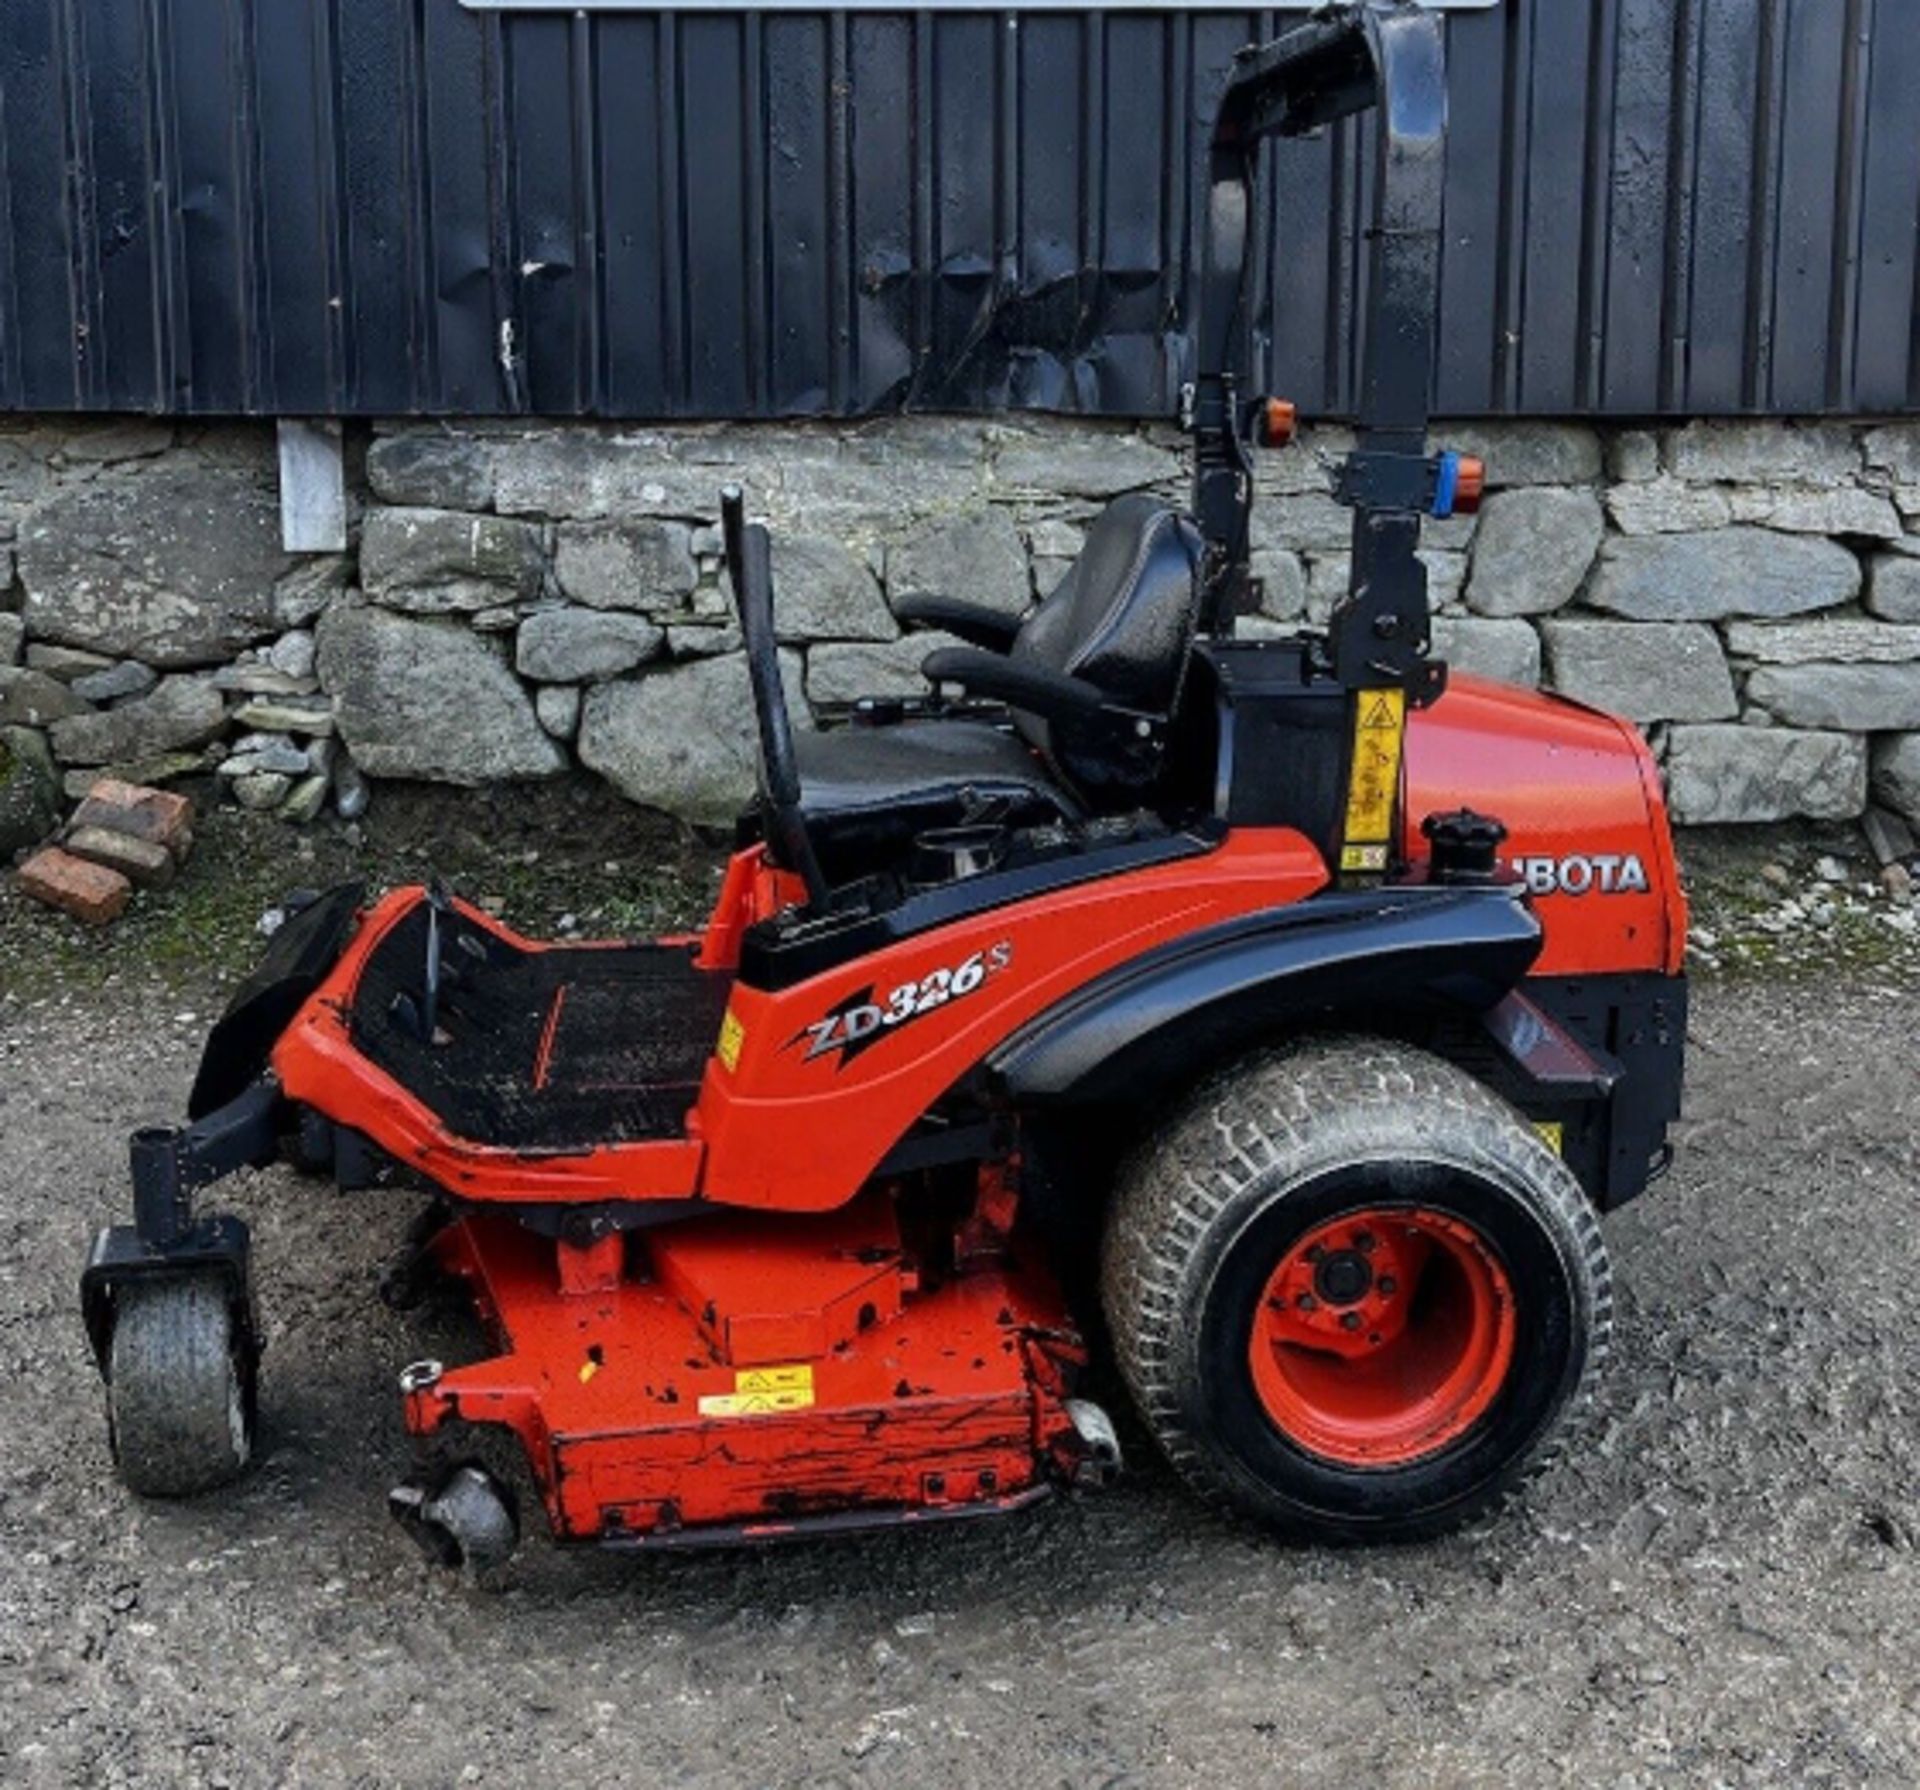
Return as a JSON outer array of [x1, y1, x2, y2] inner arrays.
[[404, 1194, 1088, 1544], [348, 904, 731, 1151]]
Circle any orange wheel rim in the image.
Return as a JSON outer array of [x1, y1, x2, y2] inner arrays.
[[1247, 1206, 1516, 1468]]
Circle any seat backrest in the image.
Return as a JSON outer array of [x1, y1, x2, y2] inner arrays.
[[1009, 493, 1205, 798]]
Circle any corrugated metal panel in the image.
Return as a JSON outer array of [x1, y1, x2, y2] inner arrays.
[[0, 0, 1912, 420]]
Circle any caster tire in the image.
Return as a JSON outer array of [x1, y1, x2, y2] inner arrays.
[[1102, 1037, 1610, 1543], [107, 1277, 255, 1498], [392, 1465, 520, 1574]]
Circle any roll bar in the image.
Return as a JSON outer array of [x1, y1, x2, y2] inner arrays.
[[1193, 0, 1457, 707]]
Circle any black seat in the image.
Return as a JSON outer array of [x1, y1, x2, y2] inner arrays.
[[795, 496, 1205, 840]]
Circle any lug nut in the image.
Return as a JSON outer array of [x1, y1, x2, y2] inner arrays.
[[1296, 1292, 1318, 1311], [1377, 1275, 1397, 1296], [1353, 1232, 1375, 1254], [1340, 1312, 1362, 1332]]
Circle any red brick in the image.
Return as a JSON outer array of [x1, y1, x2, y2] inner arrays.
[[64, 824, 177, 890], [67, 778, 195, 862], [16, 846, 132, 925]]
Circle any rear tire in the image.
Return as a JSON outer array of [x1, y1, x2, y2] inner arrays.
[[107, 1278, 255, 1498], [1102, 1037, 1609, 1542]]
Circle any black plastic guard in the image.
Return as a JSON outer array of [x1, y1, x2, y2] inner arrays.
[[991, 883, 1542, 1105], [189, 881, 365, 1118]]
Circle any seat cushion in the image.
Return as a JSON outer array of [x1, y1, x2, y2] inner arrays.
[[796, 720, 1082, 823]]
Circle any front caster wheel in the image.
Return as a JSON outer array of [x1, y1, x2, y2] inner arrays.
[[1102, 1037, 1610, 1543], [390, 1465, 520, 1573], [107, 1277, 256, 1498]]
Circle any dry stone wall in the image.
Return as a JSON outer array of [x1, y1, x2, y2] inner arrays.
[[3, 412, 1920, 844]]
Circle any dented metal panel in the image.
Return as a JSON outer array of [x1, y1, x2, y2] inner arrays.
[[0, 0, 1911, 420]]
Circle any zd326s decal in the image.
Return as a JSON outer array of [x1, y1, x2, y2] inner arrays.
[[795, 942, 1014, 1068]]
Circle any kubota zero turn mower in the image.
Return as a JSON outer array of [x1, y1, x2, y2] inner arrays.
[[80, 2, 1686, 1570]]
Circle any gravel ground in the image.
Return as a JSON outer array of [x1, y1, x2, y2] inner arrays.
[[2, 816, 1918, 1787]]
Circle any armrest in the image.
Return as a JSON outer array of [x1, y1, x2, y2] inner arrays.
[[892, 594, 1023, 653], [921, 646, 1105, 725]]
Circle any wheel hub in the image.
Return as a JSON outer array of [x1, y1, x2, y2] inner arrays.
[[1248, 1205, 1516, 1468]]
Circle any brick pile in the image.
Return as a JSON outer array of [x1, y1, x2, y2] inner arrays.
[[16, 779, 195, 925]]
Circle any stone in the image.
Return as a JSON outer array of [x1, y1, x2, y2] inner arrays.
[[1866, 554, 1920, 623], [1464, 489, 1604, 616], [578, 650, 807, 826], [991, 430, 1181, 499], [217, 741, 312, 778], [1724, 620, 1920, 665], [0, 667, 92, 727], [231, 695, 336, 736], [1664, 725, 1867, 824], [1252, 549, 1309, 622], [48, 673, 224, 766], [268, 630, 317, 680], [360, 507, 545, 612], [211, 663, 321, 697], [472, 605, 521, 635], [552, 519, 699, 613], [305, 735, 337, 777], [491, 429, 702, 520], [1743, 486, 1903, 539], [332, 754, 371, 819], [1251, 425, 1357, 498], [69, 660, 158, 705], [1863, 424, 1920, 486], [366, 431, 495, 511], [806, 633, 964, 706], [535, 684, 582, 740], [15, 846, 132, 925], [1862, 805, 1916, 867], [61, 754, 208, 801], [1541, 620, 1736, 723], [1870, 734, 1920, 825], [24, 643, 114, 680], [1442, 422, 1602, 487], [515, 608, 664, 683], [887, 509, 1031, 617], [17, 463, 291, 666], [763, 535, 894, 643], [233, 772, 293, 812], [315, 599, 566, 784], [1607, 431, 1661, 483], [0, 726, 60, 857], [53, 418, 174, 465], [273, 555, 352, 628], [0, 613, 20, 666], [63, 824, 176, 890], [1745, 664, 1920, 732], [280, 772, 331, 824], [1606, 480, 1732, 536], [667, 621, 743, 659], [1586, 528, 1860, 621], [1263, 492, 1354, 554], [1664, 420, 1859, 486], [1432, 616, 1541, 688]]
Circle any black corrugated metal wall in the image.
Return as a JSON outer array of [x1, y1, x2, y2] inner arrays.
[[0, 0, 1912, 421]]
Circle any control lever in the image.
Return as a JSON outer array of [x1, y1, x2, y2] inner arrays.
[[390, 874, 455, 1046]]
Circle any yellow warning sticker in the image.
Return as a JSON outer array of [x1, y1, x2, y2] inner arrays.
[[1534, 1121, 1565, 1155], [1342, 686, 1408, 854], [715, 1007, 745, 1073], [697, 1363, 815, 1418], [1339, 844, 1390, 874]]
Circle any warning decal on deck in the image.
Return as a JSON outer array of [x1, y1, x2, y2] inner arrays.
[[1341, 686, 1408, 861], [715, 1007, 746, 1072], [697, 1363, 815, 1418]]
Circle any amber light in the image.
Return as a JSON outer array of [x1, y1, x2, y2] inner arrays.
[[1257, 397, 1298, 448]]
